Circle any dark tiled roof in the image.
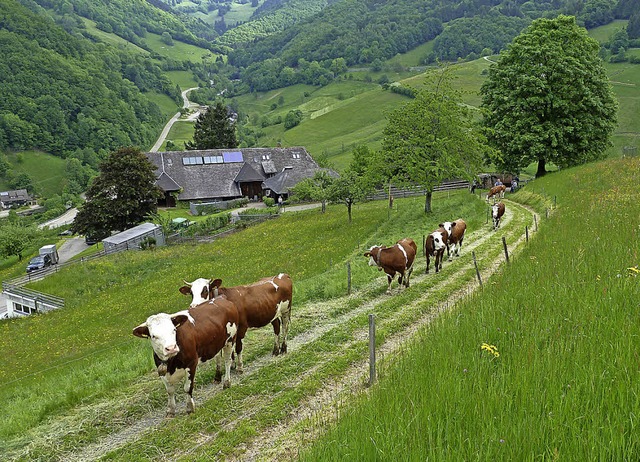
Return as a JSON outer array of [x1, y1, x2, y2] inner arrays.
[[0, 189, 31, 203], [145, 147, 323, 201]]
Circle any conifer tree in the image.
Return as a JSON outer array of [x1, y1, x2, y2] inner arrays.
[[186, 102, 238, 150]]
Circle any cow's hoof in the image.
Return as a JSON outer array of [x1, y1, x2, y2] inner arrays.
[[186, 402, 195, 414], [272, 347, 280, 356], [166, 410, 176, 418], [214, 373, 222, 383], [236, 368, 244, 374], [157, 363, 168, 376], [223, 380, 231, 389], [280, 344, 287, 354]]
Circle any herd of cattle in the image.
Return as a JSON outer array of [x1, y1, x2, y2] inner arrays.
[[132, 193, 507, 417]]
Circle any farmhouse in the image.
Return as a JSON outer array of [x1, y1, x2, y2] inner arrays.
[[0, 189, 33, 209], [145, 147, 330, 206]]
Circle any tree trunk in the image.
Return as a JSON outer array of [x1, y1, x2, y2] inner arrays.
[[536, 157, 547, 177], [347, 201, 352, 222], [424, 191, 433, 213], [321, 200, 326, 213]]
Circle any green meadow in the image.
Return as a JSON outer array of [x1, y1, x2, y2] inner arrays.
[[143, 32, 216, 63], [300, 157, 640, 461], [0, 151, 66, 198]]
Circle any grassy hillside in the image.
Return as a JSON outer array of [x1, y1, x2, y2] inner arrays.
[[0, 151, 66, 198], [0, 187, 502, 459], [300, 157, 640, 460]]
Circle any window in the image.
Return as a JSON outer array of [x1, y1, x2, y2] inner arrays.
[[182, 157, 203, 165], [292, 153, 301, 159], [262, 154, 271, 160], [203, 155, 223, 164]]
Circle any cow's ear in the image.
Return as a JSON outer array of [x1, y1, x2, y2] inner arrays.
[[171, 314, 189, 328], [438, 223, 444, 228], [211, 279, 222, 289], [364, 252, 371, 257], [179, 286, 191, 296], [133, 324, 150, 338], [450, 222, 456, 228]]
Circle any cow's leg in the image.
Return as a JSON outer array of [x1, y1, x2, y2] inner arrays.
[[222, 342, 233, 389], [161, 369, 186, 417], [278, 300, 291, 354], [184, 364, 198, 414], [435, 252, 441, 273], [405, 265, 413, 287], [385, 273, 393, 294], [214, 352, 223, 383], [235, 334, 244, 373], [425, 254, 431, 274], [271, 318, 282, 356]]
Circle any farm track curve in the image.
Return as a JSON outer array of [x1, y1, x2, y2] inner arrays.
[[10, 200, 538, 462]]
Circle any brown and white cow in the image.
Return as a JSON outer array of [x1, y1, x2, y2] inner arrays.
[[180, 274, 293, 361], [487, 184, 506, 202], [441, 219, 466, 260], [425, 227, 449, 274], [492, 202, 505, 230], [132, 298, 242, 416], [364, 238, 417, 294]]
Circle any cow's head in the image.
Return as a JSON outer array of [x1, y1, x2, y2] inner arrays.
[[492, 204, 500, 219], [440, 222, 456, 239], [364, 246, 382, 267], [180, 278, 215, 307], [132, 312, 190, 361], [430, 232, 447, 251]]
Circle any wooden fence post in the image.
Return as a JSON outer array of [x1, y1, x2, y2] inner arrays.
[[526, 225, 529, 243], [472, 251, 483, 288], [346, 262, 351, 295], [502, 236, 509, 263], [534, 214, 538, 231], [368, 314, 376, 386]]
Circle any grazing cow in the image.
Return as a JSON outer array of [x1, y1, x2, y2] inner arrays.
[[487, 184, 506, 201], [441, 219, 467, 260], [425, 227, 449, 274], [132, 298, 242, 416], [492, 202, 506, 230], [364, 238, 417, 294], [180, 274, 293, 361]]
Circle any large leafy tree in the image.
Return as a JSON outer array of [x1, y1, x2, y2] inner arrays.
[[480, 15, 618, 177], [186, 102, 238, 150], [0, 224, 36, 261], [289, 170, 335, 213], [381, 67, 486, 213], [71, 147, 162, 238]]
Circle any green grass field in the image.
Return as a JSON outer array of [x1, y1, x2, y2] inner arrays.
[[0, 151, 67, 198], [300, 156, 640, 461], [144, 32, 216, 64]]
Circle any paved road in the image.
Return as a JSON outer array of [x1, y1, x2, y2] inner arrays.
[[38, 207, 78, 230], [149, 87, 200, 152]]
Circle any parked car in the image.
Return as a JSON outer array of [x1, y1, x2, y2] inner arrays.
[[26, 254, 52, 273]]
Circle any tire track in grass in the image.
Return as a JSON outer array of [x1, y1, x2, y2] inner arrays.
[[37, 201, 533, 462]]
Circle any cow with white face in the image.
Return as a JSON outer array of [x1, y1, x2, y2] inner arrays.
[[133, 298, 242, 416], [425, 227, 449, 274], [180, 273, 293, 360], [441, 219, 467, 261], [492, 202, 505, 230]]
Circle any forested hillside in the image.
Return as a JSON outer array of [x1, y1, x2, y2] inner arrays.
[[0, 1, 176, 158], [224, 0, 638, 92]]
